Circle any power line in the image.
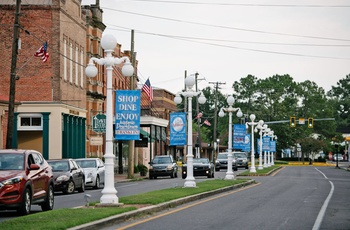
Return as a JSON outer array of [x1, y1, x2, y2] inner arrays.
[[106, 25, 350, 47], [106, 26, 350, 60], [128, 0, 350, 8], [103, 8, 350, 42]]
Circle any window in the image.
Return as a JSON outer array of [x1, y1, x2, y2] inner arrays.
[[18, 114, 43, 131]]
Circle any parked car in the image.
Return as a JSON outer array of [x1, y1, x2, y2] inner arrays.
[[215, 152, 238, 171], [333, 153, 344, 161], [148, 155, 178, 179], [75, 158, 105, 189], [233, 152, 249, 169], [182, 158, 214, 179], [47, 159, 85, 194], [0, 149, 54, 215]]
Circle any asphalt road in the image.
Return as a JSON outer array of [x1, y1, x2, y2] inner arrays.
[[0, 169, 225, 222], [100, 166, 350, 230]]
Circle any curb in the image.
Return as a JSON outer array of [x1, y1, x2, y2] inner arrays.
[[68, 179, 255, 230]]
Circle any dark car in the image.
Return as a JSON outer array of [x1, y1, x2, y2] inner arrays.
[[148, 155, 178, 179], [0, 149, 55, 215], [233, 152, 249, 169], [215, 152, 238, 171], [182, 158, 214, 179], [47, 159, 85, 194]]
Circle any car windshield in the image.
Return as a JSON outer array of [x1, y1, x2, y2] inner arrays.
[[0, 153, 24, 170], [49, 161, 69, 171], [193, 158, 209, 164], [217, 154, 228, 159], [234, 153, 247, 158], [152, 157, 171, 164], [76, 160, 96, 168]]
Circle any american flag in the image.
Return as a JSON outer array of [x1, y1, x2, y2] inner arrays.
[[204, 119, 211, 126], [34, 41, 49, 62], [142, 78, 153, 102]]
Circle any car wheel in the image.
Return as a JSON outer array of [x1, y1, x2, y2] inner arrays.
[[94, 176, 100, 189], [182, 174, 186, 179], [233, 167, 238, 171], [18, 187, 31, 215], [78, 178, 85, 192], [170, 170, 175, 178], [245, 165, 249, 169], [149, 174, 153, 179], [175, 170, 178, 178], [41, 184, 54, 211], [63, 180, 75, 194], [215, 168, 219, 172], [212, 172, 215, 178]]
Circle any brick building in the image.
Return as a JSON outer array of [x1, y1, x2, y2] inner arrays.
[[0, 0, 87, 159], [0, 1, 179, 171]]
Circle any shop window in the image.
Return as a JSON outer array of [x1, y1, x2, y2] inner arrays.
[[18, 115, 43, 131]]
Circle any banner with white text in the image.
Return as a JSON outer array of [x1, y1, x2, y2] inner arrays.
[[170, 112, 187, 146], [115, 90, 140, 140]]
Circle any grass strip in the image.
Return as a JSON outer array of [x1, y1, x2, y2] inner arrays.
[[238, 165, 280, 176], [0, 179, 249, 230], [0, 207, 136, 230], [120, 178, 250, 205]]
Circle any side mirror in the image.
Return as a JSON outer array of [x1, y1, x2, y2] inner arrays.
[[29, 164, 40, 170]]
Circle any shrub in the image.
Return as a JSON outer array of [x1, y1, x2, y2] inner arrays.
[[138, 164, 148, 176]]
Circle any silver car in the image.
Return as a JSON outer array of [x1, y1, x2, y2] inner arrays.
[[75, 158, 105, 189]]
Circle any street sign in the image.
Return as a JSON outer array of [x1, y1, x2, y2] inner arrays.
[[90, 136, 103, 145], [92, 114, 106, 133]]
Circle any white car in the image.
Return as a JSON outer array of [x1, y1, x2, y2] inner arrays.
[[75, 158, 105, 189]]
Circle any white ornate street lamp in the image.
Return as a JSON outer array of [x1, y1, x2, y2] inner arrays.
[[270, 133, 277, 166], [267, 130, 275, 167], [85, 34, 134, 204], [218, 95, 242, 179], [254, 121, 266, 170], [263, 127, 271, 168], [174, 75, 206, 187], [246, 114, 259, 173]]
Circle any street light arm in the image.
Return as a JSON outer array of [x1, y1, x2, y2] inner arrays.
[[90, 57, 105, 66]]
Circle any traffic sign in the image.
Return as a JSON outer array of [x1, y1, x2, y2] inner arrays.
[[92, 114, 106, 133]]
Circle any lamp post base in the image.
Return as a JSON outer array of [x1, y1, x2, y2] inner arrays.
[[250, 166, 256, 173], [225, 172, 235, 180], [184, 177, 196, 188]]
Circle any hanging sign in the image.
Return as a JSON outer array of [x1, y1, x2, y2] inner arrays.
[[115, 90, 140, 140], [170, 112, 187, 146]]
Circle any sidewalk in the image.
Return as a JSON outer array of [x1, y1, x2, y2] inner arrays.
[[114, 172, 148, 182]]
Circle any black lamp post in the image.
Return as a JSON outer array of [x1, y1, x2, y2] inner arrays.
[[335, 144, 339, 168]]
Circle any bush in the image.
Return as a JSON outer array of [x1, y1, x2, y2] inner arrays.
[[134, 165, 140, 173], [138, 164, 148, 176]]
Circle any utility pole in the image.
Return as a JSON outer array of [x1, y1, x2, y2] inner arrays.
[[6, 0, 21, 149], [208, 81, 225, 162], [195, 72, 205, 158], [128, 29, 136, 178]]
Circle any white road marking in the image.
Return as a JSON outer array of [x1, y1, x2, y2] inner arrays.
[[312, 168, 334, 230]]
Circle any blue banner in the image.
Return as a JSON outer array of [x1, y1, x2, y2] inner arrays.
[[257, 138, 261, 153], [115, 90, 140, 140], [233, 124, 246, 151], [170, 112, 187, 146], [244, 134, 251, 152], [263, 136, 270, 151], [270, 140, 276, 152]]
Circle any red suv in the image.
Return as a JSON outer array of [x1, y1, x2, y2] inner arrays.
[[0, 149, 54, 215]]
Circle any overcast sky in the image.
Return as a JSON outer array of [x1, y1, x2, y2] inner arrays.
[[82, 0, 350, 95]]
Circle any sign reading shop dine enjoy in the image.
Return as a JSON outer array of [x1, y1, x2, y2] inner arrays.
[[115, 90, 140, 140]]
